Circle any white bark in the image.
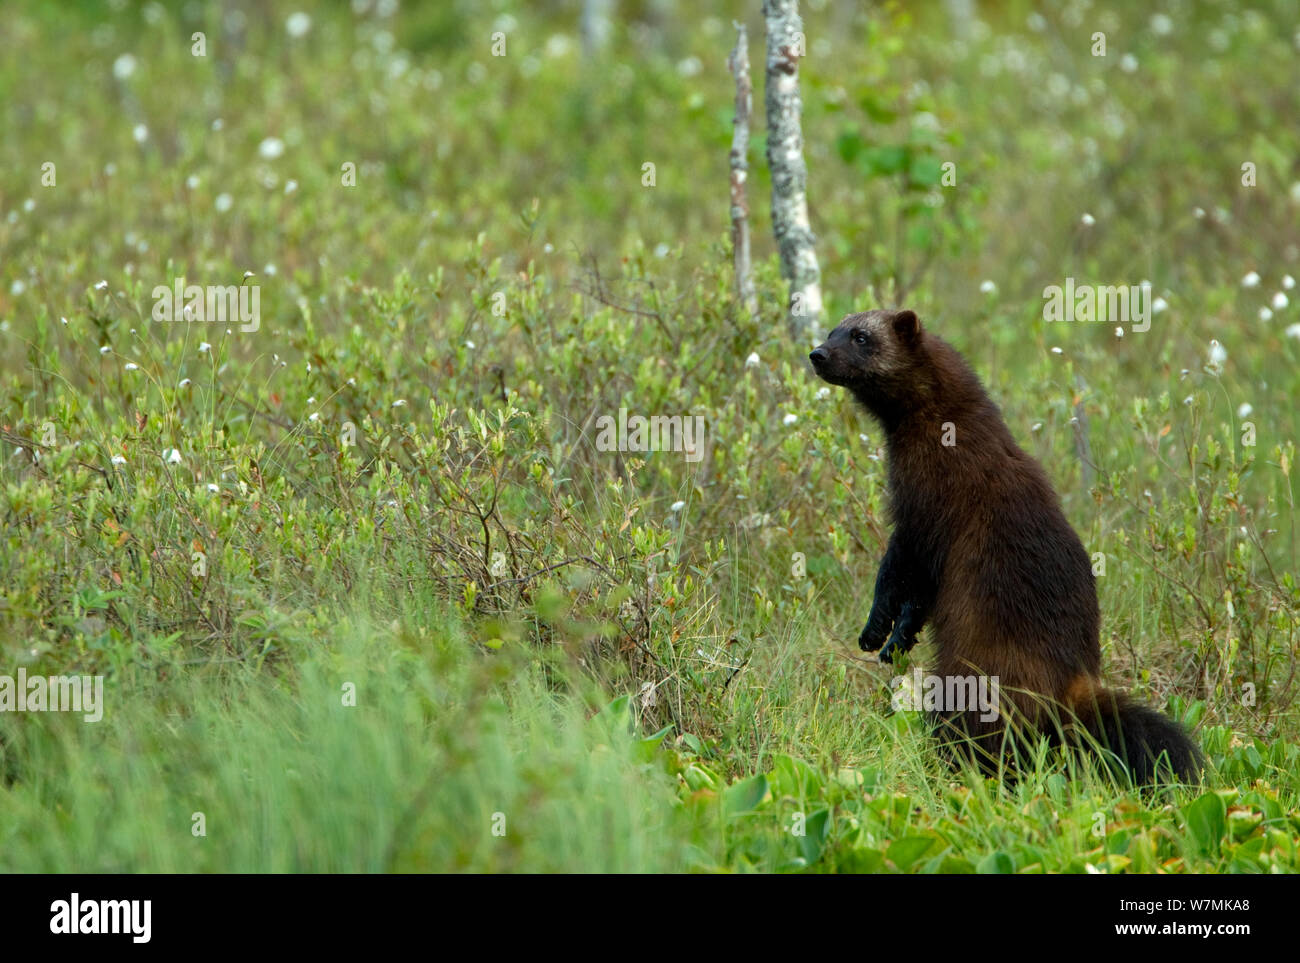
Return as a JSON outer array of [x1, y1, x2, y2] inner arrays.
[[728, 23, 759, 322], [581, 0, 614, 57], [763, 0, 823, 342]]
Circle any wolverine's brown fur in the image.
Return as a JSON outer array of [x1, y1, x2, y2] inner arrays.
[[810, 308, 1201, 783]]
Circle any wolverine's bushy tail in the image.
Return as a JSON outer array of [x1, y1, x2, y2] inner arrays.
[[1071, 689, 1202, 785]]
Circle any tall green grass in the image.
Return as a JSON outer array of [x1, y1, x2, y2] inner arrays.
[[0, 608, 696, 872]]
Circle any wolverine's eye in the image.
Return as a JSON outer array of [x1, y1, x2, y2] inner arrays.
[[852, 331, 869, 346]]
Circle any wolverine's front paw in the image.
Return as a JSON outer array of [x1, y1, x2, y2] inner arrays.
[[877, 625, 917, 664], [858, 619, 890, 652]]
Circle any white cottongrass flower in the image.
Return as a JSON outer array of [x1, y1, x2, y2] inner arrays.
[[1237, 403, 1253, 418], [308, 412, 320, 422], [1286, 323, 1300, 340], [1208, 339, 1227, 367], [816, 387, 831, 400], [783, 413, 798, 426], [124, 362, 139, 371], [1242, 271, 1261, 288], [199, 342, 211, 353], [286, 12, 312, 38], [1050, 346, 1063, 355], [99, 345, 111, 355], [113, 53, 137, 80], [1283, 275, 1296, 290], [164, 448, 182, 464], [178, 378, 191, 387], [464, 340, 476, 349], [214, 193, 233, 212], [979, 280, 996, 294], [1272, 292, 1289, 310], [745, 352, 761, 369], [391, 399, 407, 407], [186, 174, 200, 189], [111, 455, 127, 466], [284, 179, 298, 194], [677, 56, 703, 77], [132, 124, 148, 143], [60, 317, 68, 325], [1114, 327, 1124, 338], [1152, 297, 1168, 313], [1150, 13, 1173, 36], [258, 137, 285, 159], [94, 279, 109, 291], [1260, 307, 1273, 321], [1119, 53, 1138, 73], [10, 280, 25, 295], [207, 482, 220, 493], [1080, 213, 1096, 226], [670, 500, 686, 513]]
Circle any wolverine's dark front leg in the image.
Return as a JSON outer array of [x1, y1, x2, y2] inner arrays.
[[859, 533, 935, 662], [858, 549, 904, 652]]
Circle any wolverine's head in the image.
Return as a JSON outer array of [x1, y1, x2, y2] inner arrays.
[[809, 308, 932, 427], [809, 308, 923, 386]]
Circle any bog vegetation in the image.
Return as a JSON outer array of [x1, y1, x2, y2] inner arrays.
[[1, 1, 1298, 871]]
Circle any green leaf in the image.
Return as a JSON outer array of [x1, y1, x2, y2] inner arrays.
[[769, 754, 823, 799], [887, 834, 936, 871], [683, 764, 721, 792], [908, 154, 944, 187], [796, 809, 831, 864], [1184, 793, 1227, 854], [856, 90, 898, 124], [976, 850, 1015, 874], [640, 724, 674, 746], [591, 694, 632, 736], [723, 774, 770, 817], [862, 144, 909, 177], [841, 847, 887, 873], [835, 130, 865, 164]]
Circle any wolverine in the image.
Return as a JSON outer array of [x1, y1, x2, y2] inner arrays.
[[810, 308, 1201, 784]]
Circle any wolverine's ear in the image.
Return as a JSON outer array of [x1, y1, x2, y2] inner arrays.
[[892, 309, 921, 347]]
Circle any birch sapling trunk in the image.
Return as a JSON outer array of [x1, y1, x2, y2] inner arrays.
[[581, 0, 613, 57], [728, 22, 759, 322], [763, 0, 823, 344]]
